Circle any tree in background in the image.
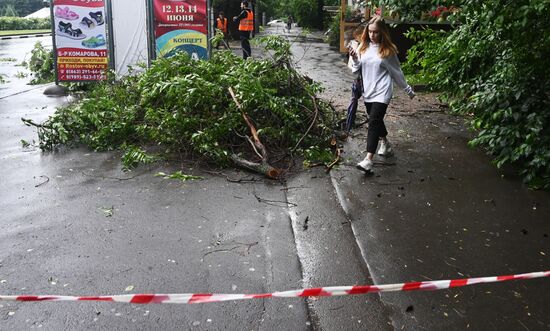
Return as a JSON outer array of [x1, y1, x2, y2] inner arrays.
[[404, 0, 550, 188], [256, 0, 279, 21], [377, 0, 463, 22], [211, 0, 340, 31], [278, 0, 339, 29], [0, 3, 17, 16], [0, 0, 44, 17]]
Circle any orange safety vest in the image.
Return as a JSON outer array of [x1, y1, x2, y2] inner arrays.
[[216, 17, 227, 33], [238, 10, 254, 31]]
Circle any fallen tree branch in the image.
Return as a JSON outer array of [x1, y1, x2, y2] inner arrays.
[[228, 87, 281, 179], [204, 171, 259, 183], [21, 117, 51, 129], [81, 170, 146, 181], [326, 148, 341, 173], [202, 241, 259, 259], [292, 95, 319, 151], [253, 192, 298, 207], [34, 175, 50, 187], [230, 154, 281, 179], [246, 136, 263, 159]]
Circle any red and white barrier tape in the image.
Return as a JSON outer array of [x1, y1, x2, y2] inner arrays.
[[1, 271, 548, 305]]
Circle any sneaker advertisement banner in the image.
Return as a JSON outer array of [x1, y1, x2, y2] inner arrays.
[[53, 0, 108, 81], [152, 0, 208, 60]]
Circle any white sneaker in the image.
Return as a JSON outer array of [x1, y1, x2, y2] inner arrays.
[[378, 140, 393, 156], [356, 158, 373, 173]]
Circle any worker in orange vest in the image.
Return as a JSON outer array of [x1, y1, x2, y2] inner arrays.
[[233, 1, 254, 59], [215, 11, 229, 49]]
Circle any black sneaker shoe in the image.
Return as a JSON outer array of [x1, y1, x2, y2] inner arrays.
[[80, 17, 95, 29], [57, 23, 86, 40], [89, 11, 104, 26], [58, 21, 72, 33]]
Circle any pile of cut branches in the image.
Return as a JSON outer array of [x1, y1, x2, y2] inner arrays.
[[27, 36, 337, 178]]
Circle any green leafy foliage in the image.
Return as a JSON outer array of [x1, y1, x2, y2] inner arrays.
[[122, 145, 157, 170], [303, 146, 334, 167], [33, 36, 336, 171], [155, 171, 203, 181], [371, 0, 462, 22], [273, 0, 333, 29], [404, 0, 550, 189], [0, 4, 17, 16], [402, 27, 448, 87], [26, 41, 54, 84], [291, 0, 321, 28], [327, 9, 341, 47], [0, 17, 49, 30]]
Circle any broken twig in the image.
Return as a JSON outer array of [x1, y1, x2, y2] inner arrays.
[[34, 175, 50, 187], [228, 87, 281, 179]]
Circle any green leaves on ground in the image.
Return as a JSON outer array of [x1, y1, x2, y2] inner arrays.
[[403, 0, 550, 189], [155, 171, 203, 181], [122, 145, 157, 171], [33, 36, 336, 172], [26, 41, 54, 84]]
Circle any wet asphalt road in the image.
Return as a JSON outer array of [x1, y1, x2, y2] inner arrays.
[[0, 36, 52, 99], [0, 30, 549, 331], [1, 37, 309, 330]]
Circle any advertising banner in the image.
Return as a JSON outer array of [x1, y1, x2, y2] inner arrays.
[[152, 0, 208, 60], [52, 0, 108, 81]]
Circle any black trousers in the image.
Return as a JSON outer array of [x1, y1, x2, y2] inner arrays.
[[240, 31, 251, 59], [365, 102, 388, 153]]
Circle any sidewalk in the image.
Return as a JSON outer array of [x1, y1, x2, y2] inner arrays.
[[279, 25, 550, 330]]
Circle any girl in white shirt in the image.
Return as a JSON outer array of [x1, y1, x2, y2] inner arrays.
[[349, 16, 415, 174]]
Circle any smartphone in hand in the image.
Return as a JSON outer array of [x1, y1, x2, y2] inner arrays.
[[348, 46, 357, 59]]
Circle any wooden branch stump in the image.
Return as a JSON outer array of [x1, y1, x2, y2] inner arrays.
[[228, 87, 282, 180]]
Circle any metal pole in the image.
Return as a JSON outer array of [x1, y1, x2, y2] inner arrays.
[[252, 0, 257, 36], [145, 0, 156, 64], [105, 0, 115, 72], [207, 0, 212, 59], [49, 0, 59, 85]]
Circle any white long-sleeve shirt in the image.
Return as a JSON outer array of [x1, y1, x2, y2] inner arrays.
[[350, 43, 414, 104]]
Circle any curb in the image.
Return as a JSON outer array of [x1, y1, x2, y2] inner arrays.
[[0, 33, 51, 40]]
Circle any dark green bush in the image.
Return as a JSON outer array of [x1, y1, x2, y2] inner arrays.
[[0, 16, 50, 30], [27, 41, 54, 84], [378, 0, 463, 21], [404, 0, 550, 189], [402, 28, 448, 87], [291, 0, 321, 28], [327, 9, 340, 47], [0, 0, 45, 17]]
